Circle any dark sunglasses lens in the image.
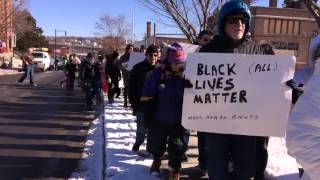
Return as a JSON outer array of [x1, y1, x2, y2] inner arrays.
[[228, 17, 248, 24]]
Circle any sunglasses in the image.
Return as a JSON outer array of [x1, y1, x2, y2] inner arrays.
[[226, 16, 249, 25]]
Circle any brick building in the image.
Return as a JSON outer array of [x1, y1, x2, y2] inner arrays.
[[0, 0, 14, 56], [251, 1, 318, 69]]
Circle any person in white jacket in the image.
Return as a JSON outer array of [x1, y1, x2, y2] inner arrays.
[[286, 36, 320, 180]]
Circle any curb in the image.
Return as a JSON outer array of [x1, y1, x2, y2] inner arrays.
[[70, 104, 105, 180], [0, 69, 21, 76]]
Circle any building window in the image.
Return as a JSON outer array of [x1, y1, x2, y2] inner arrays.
[[275, 20, 282, 34], [281, 20, 288, 34], [293, 21, 300, 35], [263, 19, 269, 34], [271, 41, 299, 56], [269, 19, 275, 33], [263, 18, 300, 35], [288, 21, 294, 34]]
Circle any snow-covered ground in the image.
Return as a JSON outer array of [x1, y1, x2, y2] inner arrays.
[[104, 98, 158, 180], [266, 138, 300, 180], [104, 96, 300, 180], [70, 113, 105, 180]]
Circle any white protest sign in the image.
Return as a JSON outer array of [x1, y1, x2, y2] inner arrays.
[[127, 52, 145, 71], [179, 43, 200, 54], [182, 53, 295, 137]]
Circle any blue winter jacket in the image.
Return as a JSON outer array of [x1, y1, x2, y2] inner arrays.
[[141, 67, 185, 125]]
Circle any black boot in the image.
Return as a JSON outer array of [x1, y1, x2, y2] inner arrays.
[[150, 158, 161, 174]]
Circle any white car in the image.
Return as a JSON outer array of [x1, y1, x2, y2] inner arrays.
[[32, 51, 51, 71]]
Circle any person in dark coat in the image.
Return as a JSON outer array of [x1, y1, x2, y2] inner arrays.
[[199, 1, 265, 180], [105, 51, 121, 103], [118, 44, 134, 107], [254, 43, 275, 180], [195, 29, 214, 174], [129, 44, 159, 152], [64, 54, 77, 90], [80, 52, 101, 111]]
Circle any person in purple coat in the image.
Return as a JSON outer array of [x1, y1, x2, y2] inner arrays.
[[140, 43, 192, 180]]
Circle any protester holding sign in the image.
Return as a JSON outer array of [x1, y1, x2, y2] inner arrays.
[[129, 44, 159, 152], [195, 30, 214, 175], [141, 43, 192, 180], [199, 1, 265, 180], [286, 38, 320, 180]]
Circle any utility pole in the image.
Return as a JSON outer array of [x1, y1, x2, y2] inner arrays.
[[54, 29, 67, 59], [131, 11, 135, 44], [153, 23, 156, 45]]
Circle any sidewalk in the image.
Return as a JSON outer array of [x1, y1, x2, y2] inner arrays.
[[0, 68, 19, 76], [103, 96, 300, 180]]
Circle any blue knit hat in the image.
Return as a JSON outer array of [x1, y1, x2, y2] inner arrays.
[[217, 0, 251, 37]]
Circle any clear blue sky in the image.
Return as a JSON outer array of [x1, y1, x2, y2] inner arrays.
[[27, 0, 281, 41]]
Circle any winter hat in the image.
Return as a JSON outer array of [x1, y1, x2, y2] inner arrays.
[[217, 0, 251, 37], [166, 43, 185, 64]]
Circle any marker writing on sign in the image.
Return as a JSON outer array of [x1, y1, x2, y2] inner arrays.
[[193, 62, 247, 104]]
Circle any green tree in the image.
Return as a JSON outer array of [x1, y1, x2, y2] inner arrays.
[[14, 10, 48, 52]]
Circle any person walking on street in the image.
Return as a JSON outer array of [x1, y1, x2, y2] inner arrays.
[[65, 55, 77, 90], [18, 48, 37, 86], [80, 52, 100, 111], [105, 51, 121, 104], [129, 44, 159, 152], [118, 44, 134, 107], [141, 43, 192, 180], [199, 1, 265, 179]]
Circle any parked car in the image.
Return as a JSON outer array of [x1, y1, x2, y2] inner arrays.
[[32, 51, 51, 71]]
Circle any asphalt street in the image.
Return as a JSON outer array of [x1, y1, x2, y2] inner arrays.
[[0, 71, 93, 180]]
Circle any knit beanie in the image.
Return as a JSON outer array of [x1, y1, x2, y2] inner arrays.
[[166, 43, 185, 64]]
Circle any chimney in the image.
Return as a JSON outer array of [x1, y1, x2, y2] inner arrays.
[[269, 0, 277, 7], [146, 21, 151, 38]]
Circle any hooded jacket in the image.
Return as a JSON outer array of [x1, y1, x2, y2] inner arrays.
[[217, 0, 251, 38], [200, 0, 264, 55], [286, 46, 320, 180], [293, 35, 320, 85]]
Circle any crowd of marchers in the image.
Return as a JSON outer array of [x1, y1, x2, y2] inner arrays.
[[121, 1, 318, 180]]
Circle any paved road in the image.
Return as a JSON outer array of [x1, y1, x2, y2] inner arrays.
[[0, 71, 93, 180]]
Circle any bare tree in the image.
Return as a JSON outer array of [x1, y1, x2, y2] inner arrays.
[[0, 0, 28, 33], [140, 0, 258, 43], [301, 0, 320, 28], [95, 14, 130, 51]]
